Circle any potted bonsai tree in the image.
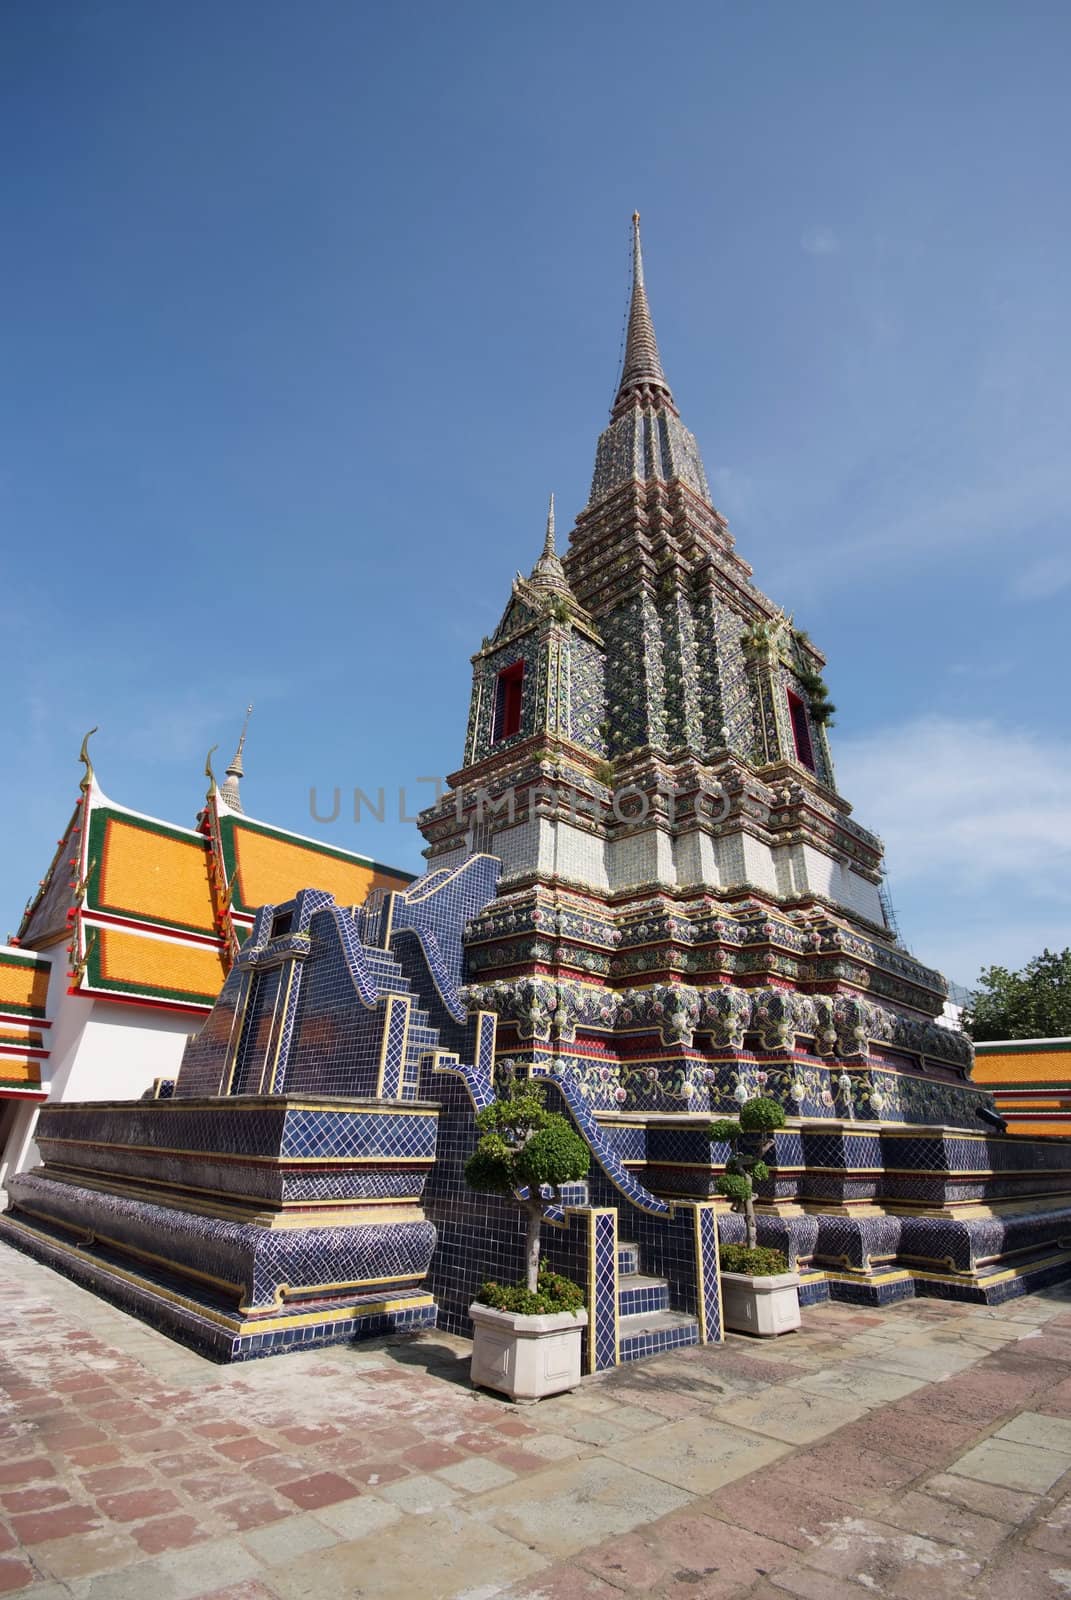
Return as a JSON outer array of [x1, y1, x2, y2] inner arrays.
[[465, 1077, 591, 1401], [710, 1095, 801, 1337]]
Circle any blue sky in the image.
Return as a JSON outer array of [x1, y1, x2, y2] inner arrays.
[[2, 2, 1068, 986]]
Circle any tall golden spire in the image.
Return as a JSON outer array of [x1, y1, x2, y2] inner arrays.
[[612, 213, 674, 415]]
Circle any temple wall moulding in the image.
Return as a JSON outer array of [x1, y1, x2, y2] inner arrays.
[[461, 976, 971, 1074]]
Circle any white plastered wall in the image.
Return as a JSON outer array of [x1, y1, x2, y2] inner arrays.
[[1, 978, 195, 1194]]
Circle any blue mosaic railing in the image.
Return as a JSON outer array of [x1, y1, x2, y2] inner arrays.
[[546, 1073, 670, 1218], [392, 925, 467, 1025], [329, 905, 382, 1010]]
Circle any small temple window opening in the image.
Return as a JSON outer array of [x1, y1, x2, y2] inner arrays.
[[493, 661, 525, 742], [271, 910, 293, 939], [787, 690, 816, 772]]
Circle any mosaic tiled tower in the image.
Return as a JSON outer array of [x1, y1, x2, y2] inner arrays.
[[3, 219, 1070, 1358], [420, 216, 1071, 1304]]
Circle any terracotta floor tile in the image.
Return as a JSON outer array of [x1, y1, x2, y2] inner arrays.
[[133, 1512, 212, 1554], [128, 1428, 193, 1455], [0, 1557, 36, 1594], [67, 1443, 123, 1469], [276, 1470, 359, 1510], [215, 1493, 289, 1532], [97, 1487, 182, 1523], [345, 1458, 411, 1488], [80, 1465, 148, 1495], [492, 1447, 553, 1474], [279, 1423, 342, 1446], [401, 1441, 466, 1471], [10, 1501, 102, 1544], [109, 1407, 162, 1435], [245, 1454, 308, 1486], [0, 1483, 71, 1514], [193, 1420, 250, 1441], [212, 1436, 277, 1463]]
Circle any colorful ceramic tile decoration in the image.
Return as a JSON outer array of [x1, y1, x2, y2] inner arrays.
[[0, 717, 415, 1189], [3, 218, 1071, 1365], [972, 1037, 1071, 1137]]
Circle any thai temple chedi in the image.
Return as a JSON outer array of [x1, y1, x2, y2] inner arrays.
[[3, 217, 1069, 1365]]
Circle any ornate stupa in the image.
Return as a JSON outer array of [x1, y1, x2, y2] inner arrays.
[[2, 220, 1068, 1366], [420, 213, 974, 1126]]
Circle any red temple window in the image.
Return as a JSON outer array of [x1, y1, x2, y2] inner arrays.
[[787, 690, 816, 772], [493, 661, 525, 742]]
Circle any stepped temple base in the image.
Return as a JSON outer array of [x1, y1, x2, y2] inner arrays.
[[0, 1094, 441, 1361], [5, 877, 1071, 1368], [0, 1212, 437, 1361]]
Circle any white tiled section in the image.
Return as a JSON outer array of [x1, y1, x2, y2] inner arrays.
[[673, 829, 720, 890], [554, 821, 610, 889], [740, 834, 780, 893], [494, 819, 611, 891], [492, 819, 543, 876], [429, 846, 467, 872], [713, 833, 746, 885], [471, 812, 883, 922], [607, 828, 673, 891], [799, 845, 884, 922]]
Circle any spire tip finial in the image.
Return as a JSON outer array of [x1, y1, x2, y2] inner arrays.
[[220, 705, 253, 813], [78, 727, 98, 793], [612, 213, 669, 411], [544, 492, 556, 556]]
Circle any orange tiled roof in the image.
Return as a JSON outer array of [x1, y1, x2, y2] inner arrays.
[[19, 779, 412, 1015], [221, 814, 412, 918], [0, 950, 51, 1018], [90, 812, 216, 935], [86, 926, 229, 1009]]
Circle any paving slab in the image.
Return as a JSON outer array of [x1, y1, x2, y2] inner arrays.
[[995, 1409, 1071, 1455], [788, 1361, 928, 1409], [605, 1415, 790, 1491], [2, 1244, 1071, 1600], [776, 1512, 984, 1596], [948, 1436, 1070, 1494], [262, 1506, 548, 1599], [470, 1454, 691, 1556], [711, 1385, 867, 1444]]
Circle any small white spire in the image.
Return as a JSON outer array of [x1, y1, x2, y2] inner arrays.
[[220, 704, 253, 812]]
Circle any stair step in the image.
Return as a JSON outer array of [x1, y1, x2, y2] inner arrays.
[[618, 1243, 640, 1275], [617, 1274, 670, 1316], [617, 1309, 700, 1363], [556, 1181, 590, 1207]]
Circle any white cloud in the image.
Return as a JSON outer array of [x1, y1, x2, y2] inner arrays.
[[801, 226, 840, 257], [836, 714, 1071, 896], [835, 714, 1071, 982]]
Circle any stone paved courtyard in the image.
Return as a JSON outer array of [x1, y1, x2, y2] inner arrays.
[[1, 1247, 1069, 1600]]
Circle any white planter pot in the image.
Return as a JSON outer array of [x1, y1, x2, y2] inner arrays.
[[469, 1301, 588, 1402], [720, 1271, 801, 1337]]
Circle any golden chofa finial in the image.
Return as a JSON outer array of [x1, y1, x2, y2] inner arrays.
[[204, 744, 219, 791], [78, 727, 98, 793]]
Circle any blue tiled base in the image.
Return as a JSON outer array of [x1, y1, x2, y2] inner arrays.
[[618, 1278, 670, 1316], [796, 1250, 1071, 1310], [618, 1312, 700, 1362], [0, 1213, 437, 1363]]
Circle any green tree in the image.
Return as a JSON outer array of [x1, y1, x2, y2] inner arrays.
[[709, 1096, 786, 1249], [962, 948, 1071, 1042], [465, 1078, 590, 1292]]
